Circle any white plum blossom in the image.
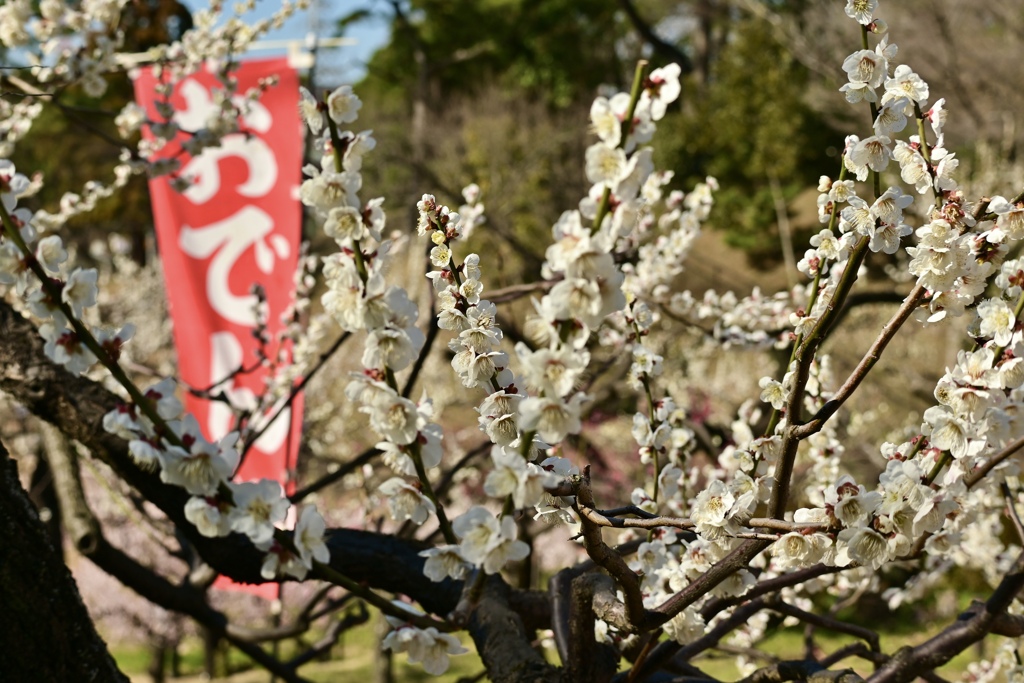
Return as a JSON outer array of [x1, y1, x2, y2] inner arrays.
[[977, 298, 1016, 346], [826, 476, 882, 528], [923, 405, 970, 459], [379, 477, 436, 525], [293, 505, 330, 570], [158, 418, 239, 497], [772, 531, 829, 570], [836, 526, 890, 569], [452, 506, 530, 574], [297, 86, 323, 134], [989, 196, 1024, 240], [691, 479, 737, 539], [642, 63, 682, 121], [184, 495, 232, 538], [585, 143, 628, 187], [35, 235, 67, 274], [357, 387, 423, 446], [882, 65, 929, 108], [483, 446, 561, 508], [590, 94, 629, 147], [759, 376, 788, 410], [62, 268, 99, 318], [842, 48, 888, 89], [382, 605, 468, 676], [869, 220, 913, 254], [326, 85, 362, 124], [845, 135, 891, 181], [662, 607, 706, 645], [518, 393, 588, 444], [516, 342, 588, 396], [228, 479, 289, 544], [323, 205, 366, 243], [419, 545, 468, 582], [844, 0, 878, 24]]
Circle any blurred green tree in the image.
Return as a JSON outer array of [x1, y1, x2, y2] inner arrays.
[[657, 14, 839, 266], [344, 0, 840, 270]]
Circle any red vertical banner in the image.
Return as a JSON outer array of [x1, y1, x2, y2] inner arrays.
[[134, 59, 304, 597]]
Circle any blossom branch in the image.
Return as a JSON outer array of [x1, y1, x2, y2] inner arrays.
[[35, 424, 310, 681], [964, 433, 1024, 489], [870, 546, 1024, 681], [577, 505, 830, 536], [572, 468, 649, 632], [793, 282, 927, 439]]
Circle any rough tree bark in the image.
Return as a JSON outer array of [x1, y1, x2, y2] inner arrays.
[[0, 439, 128, 683]]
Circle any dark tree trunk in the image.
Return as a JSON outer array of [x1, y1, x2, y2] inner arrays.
[[0, 440, 128, 683]]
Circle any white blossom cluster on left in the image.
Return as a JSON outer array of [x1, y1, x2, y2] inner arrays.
[[0, 160, 128, 375], [104, 384, 329, 581], [0, 157, 330, 582]]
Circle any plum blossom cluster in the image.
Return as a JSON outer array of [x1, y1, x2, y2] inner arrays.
[[620, 178, 716, 300], [101, 379, 329, 580], [670, 286, 806, 349], [414, 193, 561, 576], [511, 64, 685, 446], [32, 165, 136, 233], [294, 85, 452, 543], [2, 0, 314, 199], [0, 160, 127, 375], [0, 0, 310, 98], [381, 602, 467, 675], [133, 68, 285, 195], [753, 0, 1024, 619], [0, 98, 43, 158], [599, 4, 1024, 667], [5, 0, 1024, 678], [2, 0, 125, 98], [0, 147, 328, 588]]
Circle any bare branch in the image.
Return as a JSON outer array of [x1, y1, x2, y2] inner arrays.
[[617, 0, 694, 75], [573, 468, 649, 632], [767, 599, 879, 654], [965, 433, 1024, 488], [467, 577, 562, 683], [567, 573, 619, 683], [794, 284, 928, 440]]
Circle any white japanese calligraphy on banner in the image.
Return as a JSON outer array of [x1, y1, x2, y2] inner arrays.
[[134, 58, 304, 517]]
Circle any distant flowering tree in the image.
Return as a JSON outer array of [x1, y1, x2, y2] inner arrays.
[[2, 1, 1024, 682]]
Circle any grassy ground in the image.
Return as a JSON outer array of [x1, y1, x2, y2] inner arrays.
[[117, 614, 996, 683]]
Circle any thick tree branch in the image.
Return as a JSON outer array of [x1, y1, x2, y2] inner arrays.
[[869, 547, 1024, 681], [39, 415, 313, 680], [467, 577, 563, 683], [0, 439, 128, 683], [568, 573, 619, 683]]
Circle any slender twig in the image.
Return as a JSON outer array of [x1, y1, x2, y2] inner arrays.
[[242, 330, 351, 453], [288, 446, 378, 503], [793, 283, 927, 439], [486, 278, 558, 304], [767, 598, 880, 653], [1000, 481, 1024, 545], [576, 505, 830, 535], [964, 433, 1024, 489]]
